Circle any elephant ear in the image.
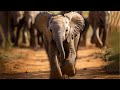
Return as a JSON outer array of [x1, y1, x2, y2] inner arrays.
[[35, 12, 53, 40], [64, 12, 85, 43]]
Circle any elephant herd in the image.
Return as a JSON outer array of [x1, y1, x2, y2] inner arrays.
[[0, 11, 44, 48], [61, 11, 111, 48], [0, 11, 111, 79], [0, 11, 110, 49]]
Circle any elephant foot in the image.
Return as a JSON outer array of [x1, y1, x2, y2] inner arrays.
[[96, 41, 103, 48], [50, 70, 63, 79], [30, 41, 37, 48], [62, 60, 76, 77]]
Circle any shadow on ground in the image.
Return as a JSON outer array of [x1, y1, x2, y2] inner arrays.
[[0, 70, 49, 79]]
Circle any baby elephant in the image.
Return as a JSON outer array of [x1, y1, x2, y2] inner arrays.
[[35, 12, 85, 79]]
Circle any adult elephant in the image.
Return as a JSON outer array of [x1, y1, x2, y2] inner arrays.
[[35, 12, 85, 79], [88, 11, 109, 48]]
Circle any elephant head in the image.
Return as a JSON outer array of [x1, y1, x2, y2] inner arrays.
[[48, 15, 70, 60], [48, 12, 85, 61]]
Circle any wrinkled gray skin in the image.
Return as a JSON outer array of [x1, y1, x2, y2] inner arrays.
[[24, 11, 43, 48], [35, 12, 85, 79], [89, 11, 109, 48]]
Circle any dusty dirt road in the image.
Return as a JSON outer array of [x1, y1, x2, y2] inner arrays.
[[0, 45, 119, 79]]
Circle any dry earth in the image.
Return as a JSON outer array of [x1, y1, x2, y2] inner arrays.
[[0, 45, 119, 79]]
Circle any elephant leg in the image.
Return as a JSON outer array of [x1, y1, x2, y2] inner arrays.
[[14, 22, 23, 46], [62, 39, 77, 77], [80, 19, 89, 47], [37, 31, 43, 48], [9, 26, 16, 44], [22, 30, 26, 43], [80, 28, 88, 47], [102, 28, 107, 47], [40, 36, 44, 48], [48, 41, 63, 79], [62, 34, 80, 76], [0, 32, 3, 48], [42, 35, 49, 53], [82, 32, 87, 46], [2, 23, 10, 49], [91, 24, 97, 44], [14, 28, 20, 46], [37, 31, 40, 45], [22, 28, 27, 44], [91, 25, 103, 47], [29, 27, 36, 48]]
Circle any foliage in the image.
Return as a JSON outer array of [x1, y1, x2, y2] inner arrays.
[[96, 28, 120, 73], [96, 47, 113, 62]]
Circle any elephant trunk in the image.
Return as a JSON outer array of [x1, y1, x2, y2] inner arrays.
[[54, 34, 65, 61]]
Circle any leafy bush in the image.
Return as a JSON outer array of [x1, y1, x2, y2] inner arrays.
[[96, 27, 120, 73], [96, 47, 112, 61]]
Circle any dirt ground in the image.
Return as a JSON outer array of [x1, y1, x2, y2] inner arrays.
[[0, 44, 120, 79]]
